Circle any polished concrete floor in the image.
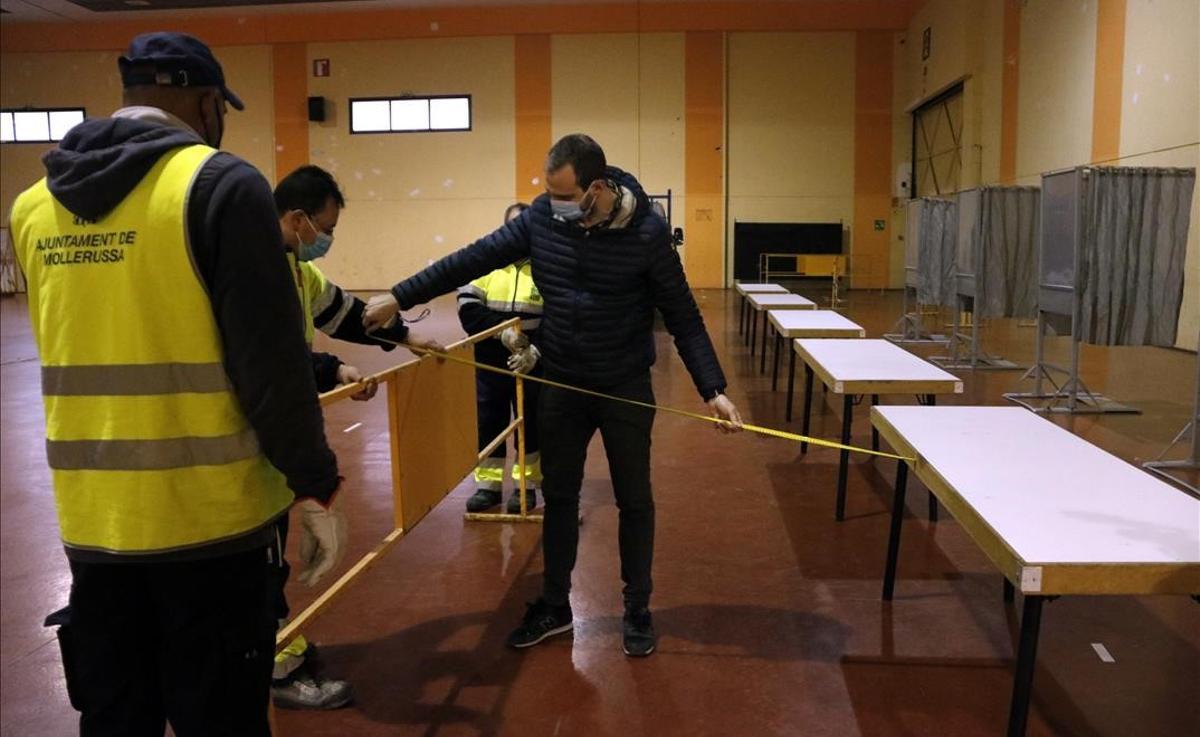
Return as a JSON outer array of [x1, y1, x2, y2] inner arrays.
[[1, 288, 1197, 737]]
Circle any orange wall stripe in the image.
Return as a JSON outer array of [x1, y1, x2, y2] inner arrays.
[[514, 35, 552, 204], [272, 43, 309, 183], [853, 31, 893, 290], [999, 0, 1021, 184], [0, 2, 915, 53], [683, 31, 726, 288], [1091, 0, 1127, 163]]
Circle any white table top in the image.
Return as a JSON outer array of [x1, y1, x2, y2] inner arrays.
[[770, 310, 865, 337], [748, 293, 816, 310], [872, 406, 1200, 594], [794, 338, 962, 394], [735, 283, 788, 295]]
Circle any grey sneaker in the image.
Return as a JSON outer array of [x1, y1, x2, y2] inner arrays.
[[271, 663, 354, 710]]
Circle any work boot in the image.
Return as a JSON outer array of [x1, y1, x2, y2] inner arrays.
[[466, 489, 502, 512], [506, 488, 538, 514], [506, 598, 573, 648]]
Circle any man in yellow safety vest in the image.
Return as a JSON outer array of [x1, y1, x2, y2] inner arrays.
[[9, 33, 347, 735]]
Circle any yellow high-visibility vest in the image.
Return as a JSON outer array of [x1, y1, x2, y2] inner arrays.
[[9, 144, 294, 557], [457, 260, 543, 332]]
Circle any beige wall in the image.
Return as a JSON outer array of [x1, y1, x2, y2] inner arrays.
[[1, 50, 123, 221], [1, 45, 276, 223], [221, 45, 277, 185], [635, 32, 686, 259], [306, 36, 516, 291], [726, 32, 856, 278], [550, 32, 686, 241], [1015, 0, 1098, 185], [1119, 0, 1200, 350], [904, 0, 970, 107]]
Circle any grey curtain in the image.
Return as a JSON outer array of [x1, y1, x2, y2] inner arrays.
[[917, 197, 957, 307], [1079, 167, 1195, 347], [976, 186, 1039, 319]]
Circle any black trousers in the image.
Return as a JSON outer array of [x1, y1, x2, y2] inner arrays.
[[54, 547, 275, 737], [540, 373, 656, 609]]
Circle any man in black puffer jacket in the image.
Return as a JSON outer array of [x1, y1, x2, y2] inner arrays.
[[365, 134, 742, 657]]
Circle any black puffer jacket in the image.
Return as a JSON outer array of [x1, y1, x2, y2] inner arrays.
[[391, 167, 727, 399]]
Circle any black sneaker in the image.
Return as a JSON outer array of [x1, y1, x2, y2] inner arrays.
[[506, 598, 573, 648], [506, 488, 537, 514], [622, 607, 656, 657], [466, 489, 502, 512]]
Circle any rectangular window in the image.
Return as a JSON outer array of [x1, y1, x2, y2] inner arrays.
[[1, 108, 85, 144], [349, 95, 471, 134]]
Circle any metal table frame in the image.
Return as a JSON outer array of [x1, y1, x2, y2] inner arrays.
[[794, 340, 962, 521]]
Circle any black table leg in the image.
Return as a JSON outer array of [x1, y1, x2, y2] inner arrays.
[[772, 330, 783, 389], [836, 394, 853, 521], [882, 460, 909, 600], [1006, 595, 1046, 737], [871, 394, 880, 451], [750, 309, 757, 353], [801, 365, 814, 452], [760, 312, 769, 372], [739, 295, 746, 335], [785, 348, 797, 422], [1004, 578, 1015, 604]]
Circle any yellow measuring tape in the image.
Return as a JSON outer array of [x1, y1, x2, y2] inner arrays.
[[370, 335, 914, 463]]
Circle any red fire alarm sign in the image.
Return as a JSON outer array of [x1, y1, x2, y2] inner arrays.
[[313, 59, 330, 77]]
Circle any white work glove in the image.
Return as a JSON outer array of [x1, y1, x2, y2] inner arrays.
[[364, 293, 400, 331], [500, 326, 529, 352], [296, 496, 349, 588], [507, 344, 541, 374]]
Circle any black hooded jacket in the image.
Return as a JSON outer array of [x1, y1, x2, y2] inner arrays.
[[38, 116, 339, 512], [391, 167, 727, 400]]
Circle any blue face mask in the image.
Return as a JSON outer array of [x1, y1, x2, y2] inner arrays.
[[551, 199, 584, 222], [297, 215, 334, 261]]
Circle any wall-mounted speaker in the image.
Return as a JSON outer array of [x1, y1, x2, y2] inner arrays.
[[307, 96, 326, 123]]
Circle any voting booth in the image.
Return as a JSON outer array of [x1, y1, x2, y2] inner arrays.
[[885, 197, 954, 344], [1005, 166, 1195, 414]]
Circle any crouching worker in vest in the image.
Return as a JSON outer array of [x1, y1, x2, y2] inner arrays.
[[10, 33, 348, 736], [459, 203, 544, 514], [269, 165, 443, 709]]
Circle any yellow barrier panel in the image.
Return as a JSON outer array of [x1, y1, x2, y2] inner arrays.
[[276, 319, 521, 651]]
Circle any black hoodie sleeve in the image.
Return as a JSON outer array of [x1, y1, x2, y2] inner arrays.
[[311, 352, 344, 393], [314, 283, 409, 349], [391, 210, 532, 310], [187, 153, 339, 504]]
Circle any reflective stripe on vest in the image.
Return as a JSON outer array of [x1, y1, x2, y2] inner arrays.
[[9, 144, 294, 556], [459, 261, 543, 331]]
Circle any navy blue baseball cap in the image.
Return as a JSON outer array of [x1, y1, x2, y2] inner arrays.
[[118, 32, 244, 111]]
